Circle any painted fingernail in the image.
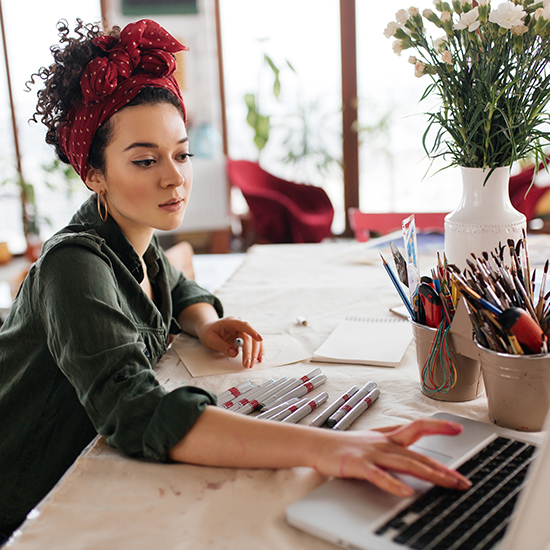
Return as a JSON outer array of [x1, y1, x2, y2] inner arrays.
[[257, 353, 264, 362], [229, 347, 238, 357], [244, 358, 251, 368]]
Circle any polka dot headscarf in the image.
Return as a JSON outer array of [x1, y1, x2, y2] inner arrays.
[[57, 19, 188, 180]]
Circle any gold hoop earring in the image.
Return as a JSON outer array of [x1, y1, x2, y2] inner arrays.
[[97, 192, 109, 222]]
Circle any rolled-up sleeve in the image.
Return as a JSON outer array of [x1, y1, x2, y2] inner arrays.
[[38, 242, 216, 462]]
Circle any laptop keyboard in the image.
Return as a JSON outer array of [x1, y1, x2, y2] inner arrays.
[[375, 436, 537, 550]]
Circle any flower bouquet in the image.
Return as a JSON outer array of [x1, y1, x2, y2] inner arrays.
[[384, 0, 550, 170], [385, 1, 550, 269]]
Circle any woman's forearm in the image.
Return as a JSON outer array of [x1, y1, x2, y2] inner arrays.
[[168, 406, 472, 497], [169, 405, 327, 470]]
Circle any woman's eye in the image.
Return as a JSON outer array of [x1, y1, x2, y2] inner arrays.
[[132, 159, 155, 167], [179, 153, 194, 162]]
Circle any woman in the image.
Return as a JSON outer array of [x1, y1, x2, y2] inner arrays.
[[0, 19, 470, 543]]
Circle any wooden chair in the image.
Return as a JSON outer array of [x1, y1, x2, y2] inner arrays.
[[348, 208, 447, 242]]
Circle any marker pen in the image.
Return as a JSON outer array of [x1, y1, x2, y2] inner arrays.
[[309, 385, 360, 427], [234, 337, 244, 348], [256, 377, 298, 409], [217, 380, 255, 405], [260, 368, 322, 410], [281, 392, 329, 424], [233, 378, 291, 415], [265, 374, 327, 409], [227, 378, 282, 411], [220, 380, 273, 409], [325, 381, 377, 428], [333, 387, 380, 431], [255, 398, 300, 420], [269, 398, 309, 422]]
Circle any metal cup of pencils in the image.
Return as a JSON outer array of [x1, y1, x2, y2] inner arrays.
[[382, 249, 483, 402], [411, 299, 483, 402], [453, 239, 550, 431]]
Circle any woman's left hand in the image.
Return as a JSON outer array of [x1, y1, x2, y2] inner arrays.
[[197, 316, 264, 368]]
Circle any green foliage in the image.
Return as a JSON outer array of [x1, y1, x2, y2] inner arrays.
[[386, 1, 550, 171], [245, 93, 270, 152], [244, 51, 295, 157]]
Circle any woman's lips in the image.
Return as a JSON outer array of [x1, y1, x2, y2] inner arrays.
[[159, 197, 184, 212]]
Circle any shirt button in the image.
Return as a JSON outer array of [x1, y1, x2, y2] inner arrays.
[[114, 373, 128, 383]]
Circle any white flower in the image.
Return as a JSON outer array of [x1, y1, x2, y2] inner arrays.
[[393, 40, 404, 56], [423, 8, 435, 19], [384, 21, 401, 38], [396, 9, 410, 25], [535, 7, 550, 21], [433, 37, 447, 50], [477, 0, 490, 4], [409, 6, 419, 16], [408, 55, 418, 64], [441, 50, 453, 64], [544, 0, 550, 7], [488, 2, 526, 29], [414, 60, 426, 77], [440, 11, 452, 23], [511, 24, 528, 36], [455, 7, 480, 31]]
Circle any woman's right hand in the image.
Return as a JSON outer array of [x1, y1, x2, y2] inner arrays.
[[312, 419, 472, 497]]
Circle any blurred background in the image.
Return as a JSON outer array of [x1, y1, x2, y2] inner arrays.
[[0, 0, 464, 258]]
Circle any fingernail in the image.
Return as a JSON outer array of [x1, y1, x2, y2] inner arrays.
[[397, 485, 415, 498], [229, 347, 238, 357], [456, 476, 472, 490], [244, 358, 251, 368], [257, 353, 264, 362]]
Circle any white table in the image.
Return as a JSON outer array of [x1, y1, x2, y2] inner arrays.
[[7, 240, 523, 550]]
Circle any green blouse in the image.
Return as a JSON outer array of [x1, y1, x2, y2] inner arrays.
[[0, 196, 221, 532]]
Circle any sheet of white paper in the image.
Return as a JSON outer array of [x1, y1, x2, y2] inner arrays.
[[172, 333, 311, 377]]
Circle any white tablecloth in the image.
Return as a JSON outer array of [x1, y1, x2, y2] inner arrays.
[[8, 241, 512, 550]]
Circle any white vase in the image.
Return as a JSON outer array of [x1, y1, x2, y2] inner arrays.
[[444, 166, 526, 270]]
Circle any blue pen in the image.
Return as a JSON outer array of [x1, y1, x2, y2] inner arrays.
[[381, 254, 415, 320]]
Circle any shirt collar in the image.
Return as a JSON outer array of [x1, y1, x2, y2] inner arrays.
[[68, 195, 159, 284]]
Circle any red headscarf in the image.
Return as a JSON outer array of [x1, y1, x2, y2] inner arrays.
[[57, 19, 188, 181]]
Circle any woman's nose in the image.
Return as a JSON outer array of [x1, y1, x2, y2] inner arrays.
[[161, 159, 185, 188]]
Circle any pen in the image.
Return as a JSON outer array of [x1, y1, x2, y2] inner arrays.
[[381, 254, 415, 320], [234, 337, 244, 348], [227, 378, 284, 411], [309, 385, 360, 427], [220, 379, 273, 409], [260, 367, 322, 410], [265, 374, 327, 408], [233, 378, 291, 414], [281, 392, 329, 424], [269, 397, 309, 421], [255, 398, 300, 420], [217, 380, 254, 405], [332, 387, 380, 431], [256, 377, 299, 409], [325, 381, 377, 428]]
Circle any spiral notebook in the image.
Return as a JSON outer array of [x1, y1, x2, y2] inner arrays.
[[311, 316, 413, 367]]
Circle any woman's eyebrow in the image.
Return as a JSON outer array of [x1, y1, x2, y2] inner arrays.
[[123, 137, 189, 152]]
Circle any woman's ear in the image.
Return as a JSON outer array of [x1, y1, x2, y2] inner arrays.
[[85, 165, 104, 194]]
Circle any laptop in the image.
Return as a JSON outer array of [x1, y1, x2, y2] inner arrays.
[[286, 412, 550, 550]]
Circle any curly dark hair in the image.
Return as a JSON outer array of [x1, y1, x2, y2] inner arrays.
[[28, 19, 184, 174]]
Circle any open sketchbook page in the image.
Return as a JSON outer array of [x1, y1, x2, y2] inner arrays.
[[311, 316, 413, 367], [172, 333, 311, 377]]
